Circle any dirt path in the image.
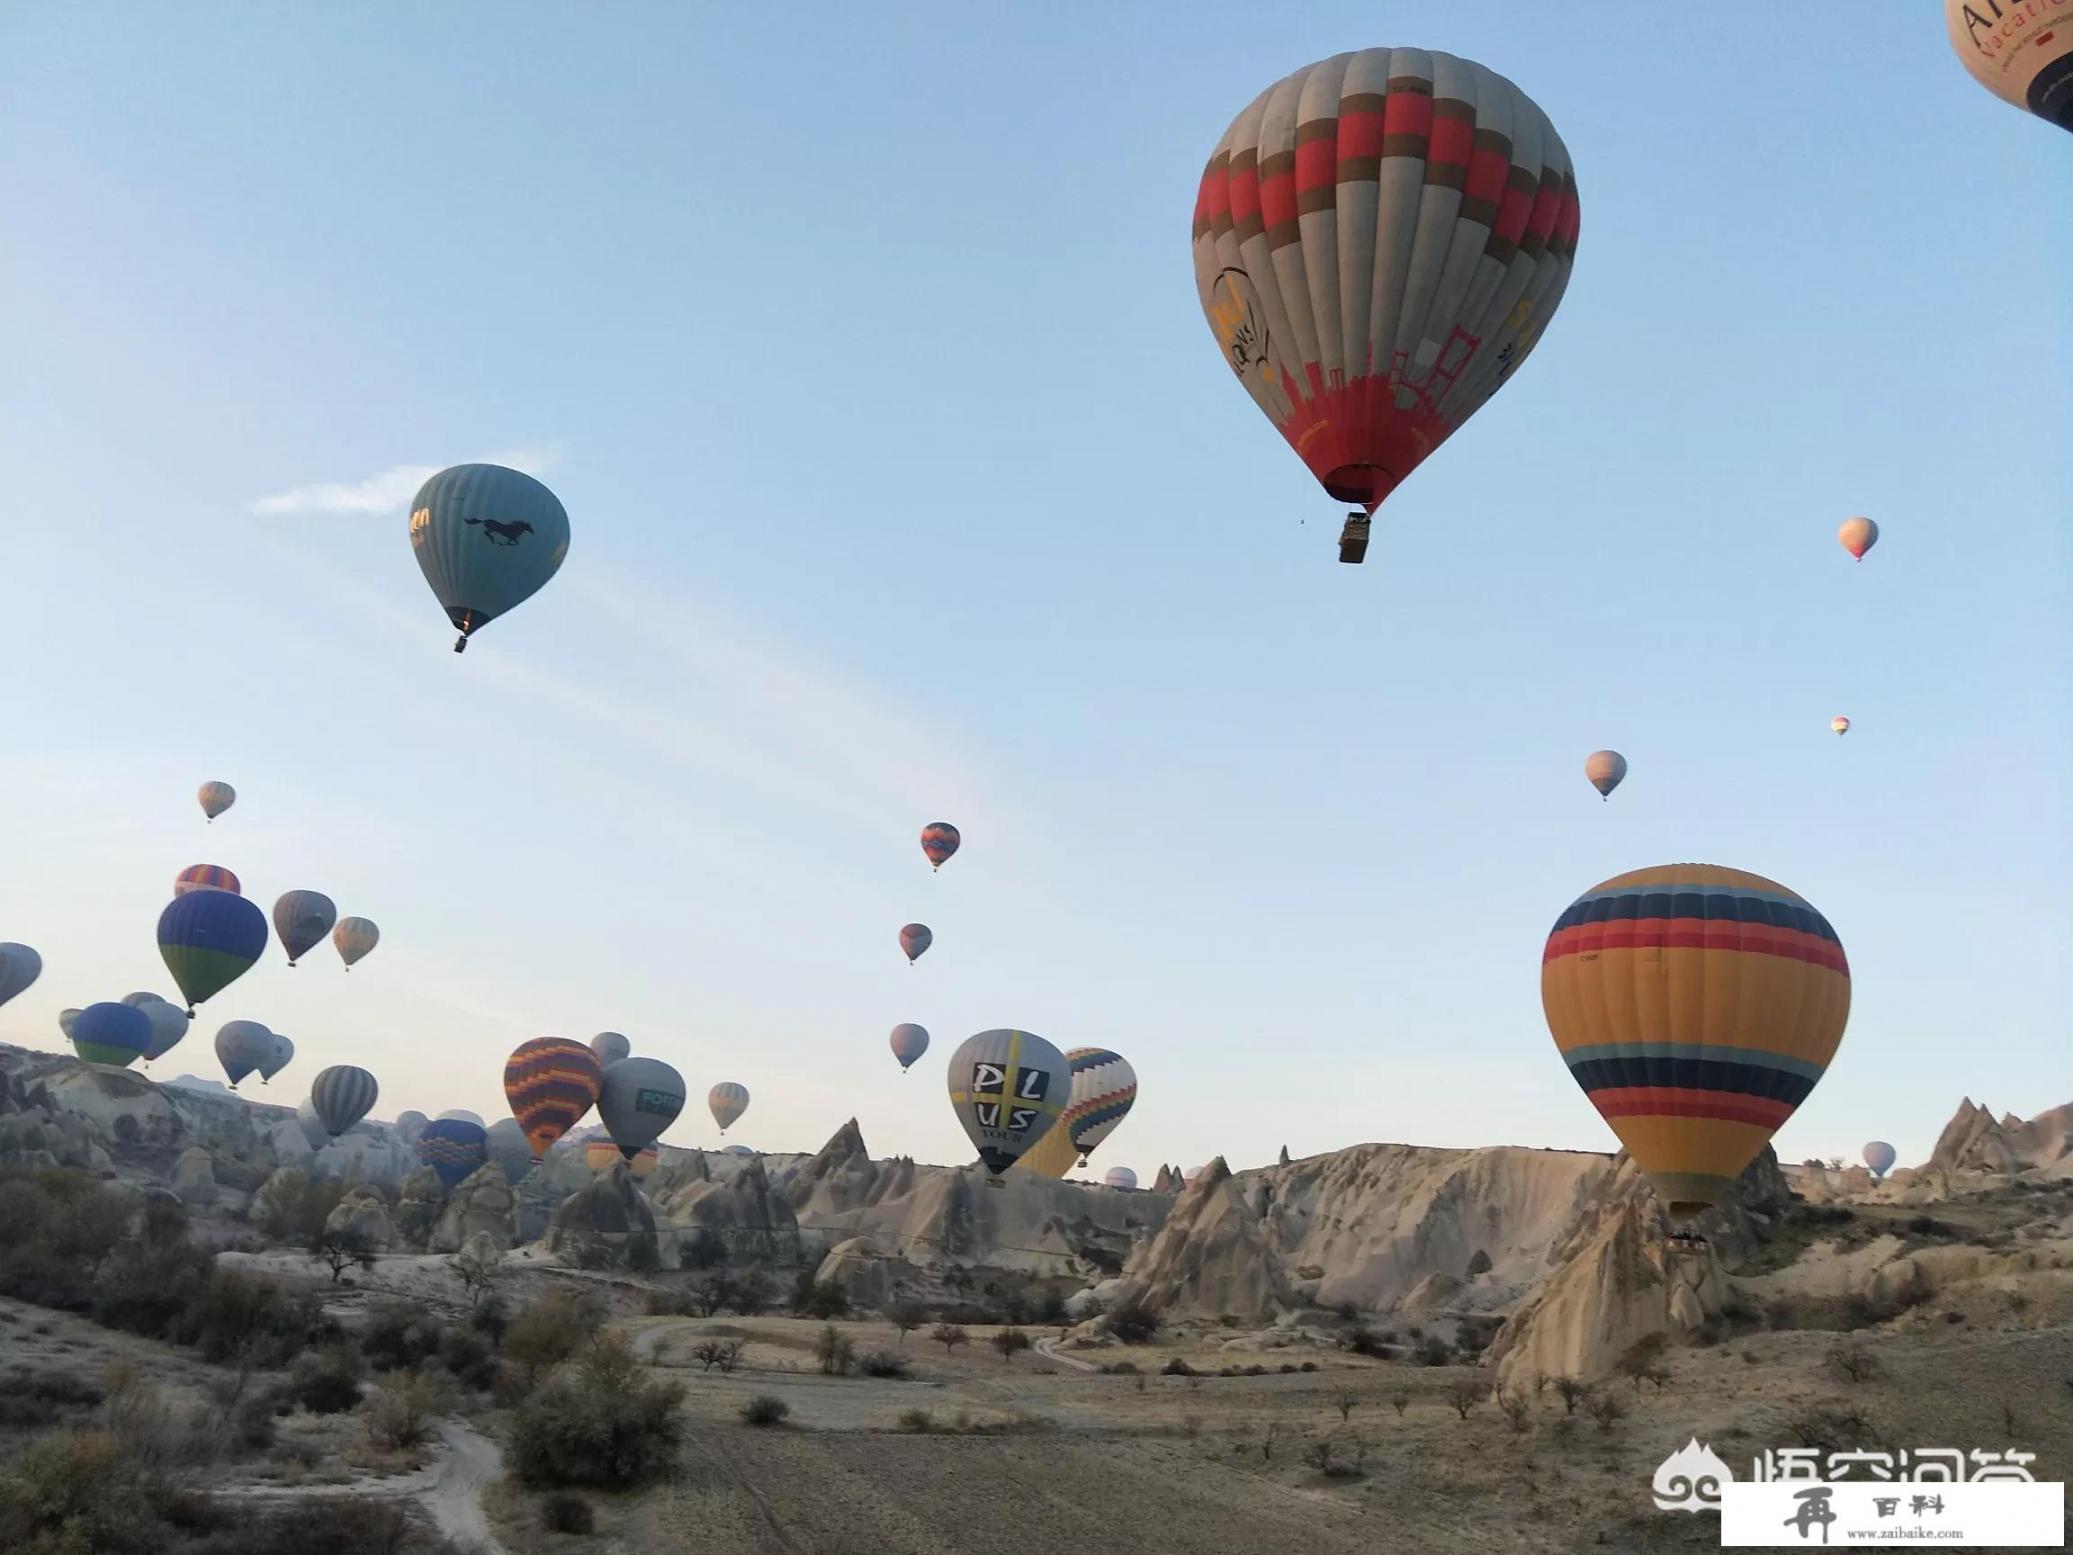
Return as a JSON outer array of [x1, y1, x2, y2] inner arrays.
[[1033, 1335, 1100, 1373]]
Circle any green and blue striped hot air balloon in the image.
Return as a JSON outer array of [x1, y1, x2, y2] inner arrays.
[[72, 1002, 152, 1068], [157, 891, 268, 1015]]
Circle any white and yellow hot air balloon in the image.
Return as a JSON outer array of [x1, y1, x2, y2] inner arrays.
[[947, 1029, 1069, 1179], [707, 1082, 749, 1134], [1946, 0, 2073, 131]]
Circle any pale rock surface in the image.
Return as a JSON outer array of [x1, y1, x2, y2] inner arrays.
[[542, 1160, 657, 1263], [325, 1187, 395, 1251], [429, 1163, 519, 1254], [173, 1146, 217, 1206]]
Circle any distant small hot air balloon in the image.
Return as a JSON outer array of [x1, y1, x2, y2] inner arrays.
[[590, 1031, 631, 1066], [1862, 1140, 1897, 1179], [57, 1008, 81, 1039], [889, 1023, 930, 1072], [273, 891, 337, 967], [174, 864, 241, 897], [708, 1082, 750, 1133], [920, 822, 961, 871], [584, 1138, 659, 1177], [197, 781, 236, 822], [1837, 516, 1878, 561], [1542, 863, 1850, 1222], [158, 891, 267, 1015], [0, 943, 42, 1009], [310, 1065, 379, 1140], [259, 1033, 294, 1084], [409, 464, 571, 653], [598, 1056, 687, 1158], [419, 1118, 490, 1189], [215, 1021, 275, 1089], [1946, 0, 2073, 131], [503, 1038, 604, 1161], [122, 993, 189, 1062], [899, 923, 932, 964], [1584, 750, 1627, 801], [1831, 716, 1851, 737], [946, 1029, 1068, 1178], [1104, 1166, 1139, 1191], [72, 1002, 152, 1068], [332, 917, 379, 969]]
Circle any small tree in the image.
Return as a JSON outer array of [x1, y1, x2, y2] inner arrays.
[[365, 1371, 451, 1451], [1828, 1344, 1879, 1384], [886, 1298, 929, 1345], [1496, 1392, 1530, 1434], [1333, 1389, 1356, 1423], [1389, 1389, 1410, 1418], [815, 1324, 857, 1377], [1109, 1305, 1160, 1344], [308, 1225, 377, 1283], [691, 1339, 745, 1374], [1447, 1378, 1487, 1420], [1260, 1419, 1282, 1461], [991, 1328, 1032, 1365], [678, 1226, 726, 1271], [1587, 1390, 1628, 1433], [932, 1323, 968, 1356], [1304, 1437, 1335, 1475], [733, 1268, 772, 1317], [691, 1275, 737, 1319], [1553, 1376, 1590, 1416]]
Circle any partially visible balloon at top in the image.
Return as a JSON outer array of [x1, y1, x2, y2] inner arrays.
[[408, 464, 571, 654], [920, 822, 960, 871], [0, 943, 42, 1009], [1584, 750, 1626, 801], [1944, 0, 2073, 131], [590, 1032, 631, 1066], [1837, 516, 1878, 561], [198, 781, 235, 822], [175, 864, 241, 897], [1193, 47, 1580, 535]]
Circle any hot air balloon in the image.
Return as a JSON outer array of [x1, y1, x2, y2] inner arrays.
[[122, 993, 189, 1063], [0, 943, 42, 1009], [259, 1033, 294, 1084], [721, 1143, 755, 1157], [174, 864, 241, 897], [294, 1101, 329, 1153], [590, 1031, 631, 1066], [889, 1022, 930, 1072], [899, 924, 932, 964], [1104, 1166, 1139, 1191], [332, 917, 379, 969], [707, 1082, 749, 1133], [1018, 1048, 1140, 1178], [158, 891, 267, 1014], [486, 1117, 534, 1183], [947, 1028, 1069, 1178], [1862, 1140, 1897, 1179], [214, 1021, 275, 1089], [1946, 0, 2073, 130], [503, 1038, 604, 1161], [1837, 516, 1878, 562], [71, 1002, 152, 1068], [438, 1108, 485, 1126], [1831, 716, 1851, 737], [1542, 863, 1850, 1222], [920, 822, 961, 871], [273, 891, 337, 967], [57, 1008, 80, 1039], [395, 1110, 429, 1143], [1194, 49, 1580, 559], [418, 1118, 490, 1189], [584, 1138, 659, 1177], [310, 1065, 379, 1140], [408, 464, 571, 653], [598, 1056, 687, 1158], [1584, 750, 1627, 801], [197, 781, 236, 822]]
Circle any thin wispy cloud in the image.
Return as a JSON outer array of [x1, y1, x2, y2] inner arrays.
[[246, 446, 560, 517]]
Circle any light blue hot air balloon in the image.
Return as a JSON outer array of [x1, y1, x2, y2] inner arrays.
[[408, 464, 571, 653], [889, 1023, 930, 1072], [214, 1021, 275, 1089], [310, 1065, 379, 1140], [598, 1056, 686, 1158], [1862, 1141, 1897, 1179], [259, 1033, 294, 1084], [0, 943, 42, 1009], [122, 993, 189, 1062], [590, 1031, 631, 1066], [486, 1117, 533, 1184]]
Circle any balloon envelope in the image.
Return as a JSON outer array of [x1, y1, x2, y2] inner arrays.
[[899, 923, 932, 963], [1862, 1140, 1897, 1177], [214, 1021, 275, 1088], [598, 1056, 687, 1156], [72, 1002, 152, 1068], [158, 892, 267, 1012], [332, 917, 380, 968], [0, 943, 42, 1009], [947, 1028, 1069, 1176], [1837, 516, 1878, 561], [1542, 863, 1850, 1220], [1584, 749, 1627, 800], [1019, 1048, 1139, 1179], [707, 1082, 750, 1132], [273, 891, 337, 966], [197, 781, 236, 821], [584, 1138, 658, 1177], [395, 1110, 429, 1142], [486, 1117, 534, 1183], [174, 864, 240, 897], [1194, 49, 1580, 518], [1104, 1166, 1139, 1191], [1832, 716, 1850, 736], [418, 1119, 490, 1190], [503, 1038, 604, 1160], [123, 995, 189, 1062], [1945, 0, 2073, 130], [590, 1031, 631, 1066], [259, 1033, 294, 1082], [438, 1109, 485, 1126], [310, 1065, 379, 1140], [920, 822, 961, 870], [889, 1022, 930, 1071], [57, 1008, 80, 1039], [408, 464, 571, 651]]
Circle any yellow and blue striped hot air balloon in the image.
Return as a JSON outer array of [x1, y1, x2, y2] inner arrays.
[[1542, 864, 1850, 1221]]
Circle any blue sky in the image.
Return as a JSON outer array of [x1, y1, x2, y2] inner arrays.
[[1, 5, 2065, 1176]]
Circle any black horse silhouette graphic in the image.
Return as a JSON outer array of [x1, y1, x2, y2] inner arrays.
[[464, 516, 534, 546]]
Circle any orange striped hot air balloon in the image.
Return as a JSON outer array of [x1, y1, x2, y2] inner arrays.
[[1541, 864, 1850, 1222], [503, 1038, 604, 1161], [920, 822, 960, 871], [584, 1137, 658, 1177]]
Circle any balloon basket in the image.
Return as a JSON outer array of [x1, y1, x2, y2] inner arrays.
[[453, 635, 469, 654]]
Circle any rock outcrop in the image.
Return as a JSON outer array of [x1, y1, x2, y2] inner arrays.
[[1929, 1099, 2073, 1177], [429, 1163, 519, 1254], [542, 1160, 657, 1263], [324, 1187, 395, 1252], [1109, 1158, 1292, 1318]]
